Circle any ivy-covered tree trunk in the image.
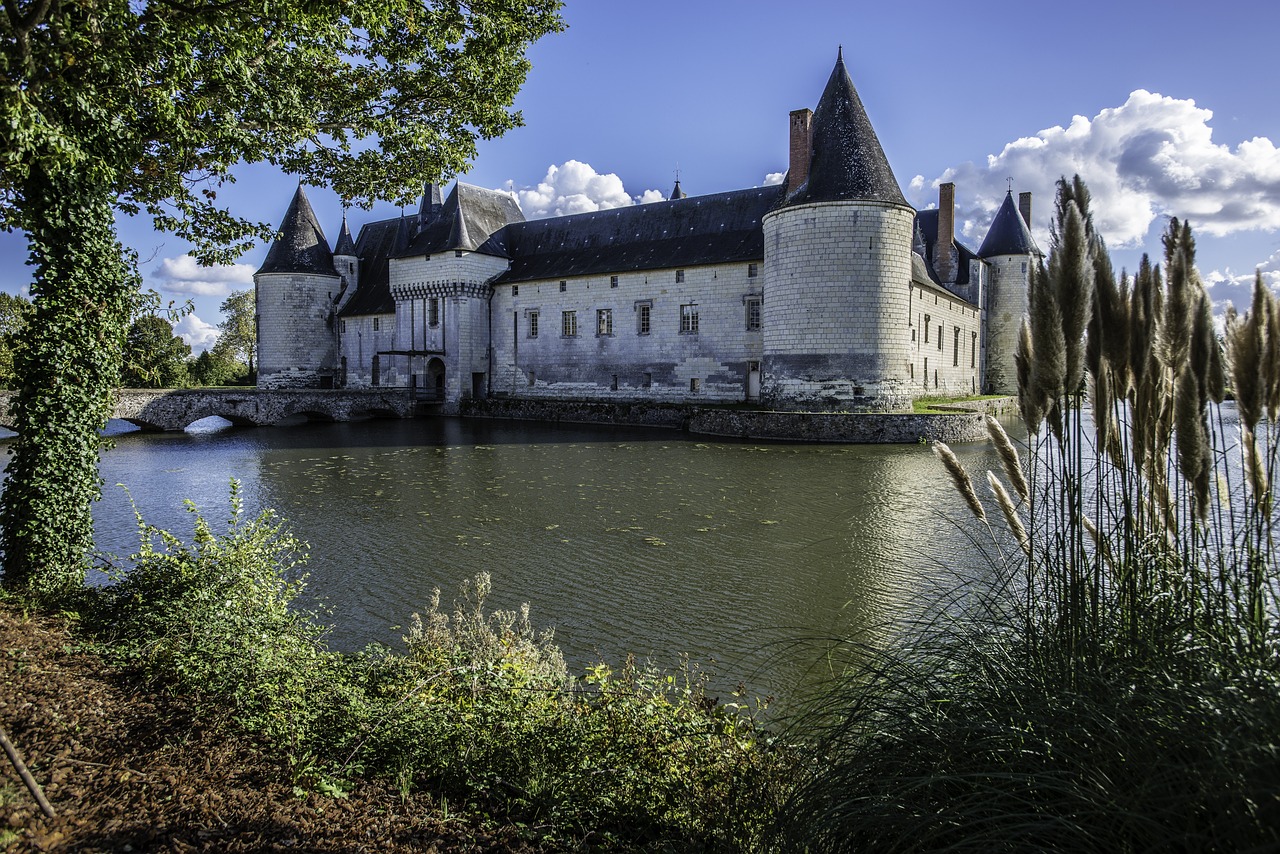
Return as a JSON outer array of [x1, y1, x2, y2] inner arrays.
[[0, 165, 135, 600]]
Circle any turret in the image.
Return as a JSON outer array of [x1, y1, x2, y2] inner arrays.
[[670, 179, 687, 200], [254, 184, 341, 388], [979, 190, 1040, 394], [332, 210, 359, 309], [762, 48, 916, 410]]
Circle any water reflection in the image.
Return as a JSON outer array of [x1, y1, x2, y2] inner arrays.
[[51, 417, 1011, 701]]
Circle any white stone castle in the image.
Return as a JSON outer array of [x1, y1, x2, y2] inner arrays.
[[255, 51, 1041, 412]]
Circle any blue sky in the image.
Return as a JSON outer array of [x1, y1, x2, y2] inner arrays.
[[2, 0, 1278, 349]]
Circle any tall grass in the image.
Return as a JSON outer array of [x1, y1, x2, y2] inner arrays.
[[777, 177, 1280, 851]]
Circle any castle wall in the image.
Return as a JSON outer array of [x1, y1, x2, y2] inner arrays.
[[256, 271, 341, 388], [907, 281, 984, 396], [761, 200, 916, 410], [336, 313, 397, 388], [983, 254, 1031, 394], [489, 262, 764, 403]]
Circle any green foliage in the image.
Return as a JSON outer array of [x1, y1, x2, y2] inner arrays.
[[216, 289, 256, 379], [187, 344, 249, 387], [779, 178, 1280, 851], [121, 314, 191, 388], [0, 291, 32, 389], [0, 0, 564, 592], [84, 492, 780, 849]]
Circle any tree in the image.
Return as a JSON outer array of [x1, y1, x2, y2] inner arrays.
[[0, 292, 32, 389], [0, 1, 565, 599], [217, 290, 256, 380], [189, 343, 249, 387], [122, 315, 191, 389]]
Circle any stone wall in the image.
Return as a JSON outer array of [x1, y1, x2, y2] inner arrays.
[[256, 271, 341, 388], [909, 280, 984, 396], [489, 261, 764, 404], [761, 199, 917, 410], [984, 253, 1031, 394]]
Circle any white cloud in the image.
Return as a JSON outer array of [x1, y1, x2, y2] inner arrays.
[[152, 254, 255, 297], [911, 90, 1280, 251], [763, 172, 786, 187], [174, 312, 220, 352], [1205, 249, 1280, 314], [502, 161, 663, 218]]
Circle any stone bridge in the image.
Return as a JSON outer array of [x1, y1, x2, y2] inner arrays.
[[0, 388, 421, 432]]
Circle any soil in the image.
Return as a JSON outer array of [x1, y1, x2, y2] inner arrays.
[[0, 604, 538, 853]]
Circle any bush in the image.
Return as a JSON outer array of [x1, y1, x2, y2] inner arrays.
[[85, 486, 781, 848]]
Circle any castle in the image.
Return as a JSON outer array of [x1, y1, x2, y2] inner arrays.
[[255, 50, 1041, 412]]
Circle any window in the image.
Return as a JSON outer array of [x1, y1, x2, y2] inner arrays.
[[529, 310, 539, 338], [637, 302, 652, 335], [597, 308, 613, 336], [562, 310, 577, 337], [680, 303, 699, 334], [429, 298, 440, 327], [923, 315, 931, 343], [971, 332, 978, 368], [748, 262, 758, 278], [559, 280, 567, 293], [339, 320, 346, 333], [937, 325, 943, 351], [373, 317, 380, 331], [610, 375, 619, 391], [923, 357, 928, 388], [953, 327, 961, 366], [610, 275, 619, 288], [527, 370, 536, 387], [690, 377, 701, 393], [746, 297, 762, 331], [676, 269, 685, 283], [512, 285, 519, 296], [643, 372, 652, 388]]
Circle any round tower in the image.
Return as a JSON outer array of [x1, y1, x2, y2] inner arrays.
[[762, 50, 916, 411], [255, 184, 341, 388], [978, 190, 1040, 394], [332, 209, 360, 307]]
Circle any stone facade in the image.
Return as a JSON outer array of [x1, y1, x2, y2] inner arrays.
[[256, 53, 1040, 414]]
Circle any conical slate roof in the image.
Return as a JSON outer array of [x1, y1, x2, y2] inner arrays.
[[979, 191, 1040, 257], [670, 179, 687, 200], [257, 185, 338, 276], [333, 212, 357, 256], [787, 50, 906, 207]]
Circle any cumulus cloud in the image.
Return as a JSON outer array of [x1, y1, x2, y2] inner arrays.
[[152, 254, 255, 297], [763, 172, 785, 187], [173, 312, 221, 352], [1204, 249, 1280, 314], [909, 90, 1280, 250], [502, 161, 664, 218]]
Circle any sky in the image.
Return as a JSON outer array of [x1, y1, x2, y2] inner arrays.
[[2, 0, 1278, 351]]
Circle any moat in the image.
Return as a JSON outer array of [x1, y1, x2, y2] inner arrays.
[[70, 416, 1010, 700]]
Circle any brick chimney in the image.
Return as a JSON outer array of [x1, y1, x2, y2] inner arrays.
[[1019, 191, 1032, 228], [786, 108, 813, 196], [935, 182, 956, 284]]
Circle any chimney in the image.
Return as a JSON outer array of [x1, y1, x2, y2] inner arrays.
[[1019, 192, 1032, 228], [936, 182, 956, 284], [786, 108, 813, 196]]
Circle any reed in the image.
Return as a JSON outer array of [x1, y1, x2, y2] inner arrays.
[[776, 176, 1280, 852]]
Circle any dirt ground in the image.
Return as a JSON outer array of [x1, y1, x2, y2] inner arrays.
[[0, 604, 538, 853]]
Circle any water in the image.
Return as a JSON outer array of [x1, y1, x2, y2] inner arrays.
[[39, 416, 1010, 701]]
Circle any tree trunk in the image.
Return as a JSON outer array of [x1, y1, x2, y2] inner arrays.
[[0, 164, 134, 601]]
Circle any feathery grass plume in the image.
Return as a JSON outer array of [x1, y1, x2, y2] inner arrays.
[[1106, 267, 1132, 395], [1162, 218, 1196, 378], [1241, 425, 1267, 504], [1028, 257, 1067, 437], [1262, 274, 1280, 422], [1174, 360, 1211, 522], [1128, 255, 1161, 395], [1226, 302, 1263, 431], [1049, 186, 1094, 394], [1194, 290, 1226, 404], [987, 470, 1029, 557], [1015, 317, 1044, 434], [985, 415, 1028, 502], [933, 441, 986, 523], [1089, 370, 1113, 466]]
